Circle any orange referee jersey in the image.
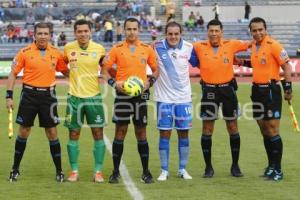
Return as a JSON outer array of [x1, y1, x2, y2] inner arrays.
[[251, 35, 289, 84], [103, 40, 157, 82], [193, 39, 249, 84], [12, 43, 68, 87]]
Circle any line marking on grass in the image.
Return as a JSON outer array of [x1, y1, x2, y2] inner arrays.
[[104, 135, 144, 200]]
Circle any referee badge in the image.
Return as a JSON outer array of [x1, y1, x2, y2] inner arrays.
[[141, 58, 146, 64], [260, 58, 266, 65]]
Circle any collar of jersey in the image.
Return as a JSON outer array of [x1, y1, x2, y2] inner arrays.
[[124, 39, 141, 47], [207, 39, 224, 48], [164, 39, 183, 50], [32, 42, 51, 51]]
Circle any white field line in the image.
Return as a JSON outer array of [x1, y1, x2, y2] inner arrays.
[[104, 134, 144, 200]]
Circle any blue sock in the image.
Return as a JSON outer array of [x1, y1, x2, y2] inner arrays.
[[159, 138, 170, 171], [178, 137, 189, 170]]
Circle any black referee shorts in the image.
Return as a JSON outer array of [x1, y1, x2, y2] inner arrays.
[[200, 84, 239, 120], [251, 83, 282, 120], [112, 91, 149, 126], [16, 86, 60, 127]]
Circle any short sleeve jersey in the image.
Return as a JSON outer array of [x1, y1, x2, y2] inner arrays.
[[12, 43, 68, 87], [193, 39, 249, 84], [154, 39, 193, 103], [64, 40, 106, 98], [251, 35, 289, 83], [103, 40, 157, 82]]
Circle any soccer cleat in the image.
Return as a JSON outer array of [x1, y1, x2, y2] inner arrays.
[[56, 171, 65, 182], [141, 170, 154, 184], [268, 170, 283, 181], [109, 170, 120, 184], [67, 171, 79, 182], [9, 169, 20, 182], [203, 166, 214, 178], [177, 169, 192, 180], [231, 165, 244, 177], [94, 171, 104, 183], [261, 166, 274, 177], [157, 170, 169, 181]]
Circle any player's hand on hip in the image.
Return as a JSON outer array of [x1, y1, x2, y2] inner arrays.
[[6, 98, 14, 111], [284, 91, 292, 101], [115, 81, 126, 94]]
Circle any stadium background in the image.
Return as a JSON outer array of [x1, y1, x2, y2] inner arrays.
[[0, 1, 300, 200]]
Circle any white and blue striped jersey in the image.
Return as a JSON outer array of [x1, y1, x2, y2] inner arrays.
[[154, 39, 198, 103]]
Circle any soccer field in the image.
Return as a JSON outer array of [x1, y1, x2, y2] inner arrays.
[[0, 84, 300, 200]]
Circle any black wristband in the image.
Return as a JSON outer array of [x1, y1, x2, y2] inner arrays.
[[107, 78, 116, 88], [281, 80, 292, 93], [6, 90, 13, 99], [148, 76, 156, 87]]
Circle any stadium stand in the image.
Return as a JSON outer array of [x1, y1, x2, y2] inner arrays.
[[1, 0, 300, 59]]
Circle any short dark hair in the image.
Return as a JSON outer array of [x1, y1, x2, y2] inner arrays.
[[165, 21, 182, 34], [124, 17, 140, 29], [207, 19, 223, 30], [249, 17, 267, 30], [34, 22, 51, 34], [74, 19, 92, 31]]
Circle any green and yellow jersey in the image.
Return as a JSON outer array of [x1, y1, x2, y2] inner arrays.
[[64, 40, 105, 98]]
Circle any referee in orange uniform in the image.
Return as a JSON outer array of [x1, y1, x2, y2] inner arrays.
[[102, 17, 158, 184], [248, 17, 292, 181], [193, 19, 250, 178], [6, 22, 69, 182]]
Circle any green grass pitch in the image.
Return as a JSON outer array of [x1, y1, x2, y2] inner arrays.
[[0, 83, 300, 200]]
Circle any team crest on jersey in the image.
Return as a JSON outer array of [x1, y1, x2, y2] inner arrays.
[[260, 58, 266, 64], [70, 52, 76, 57], [171, 52, 177, 59], [223, 57, 229, 63]]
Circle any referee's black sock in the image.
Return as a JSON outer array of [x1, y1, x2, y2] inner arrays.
[[49, 139, 62, 173], [270, 135, 283, 171], [201, 134, 212, 167], [230, 133, 240, 166], [112, 139, 124, 172], [12, 136, 27, 170], [138, 140, 149, 173], [263, 135, 272, 167]]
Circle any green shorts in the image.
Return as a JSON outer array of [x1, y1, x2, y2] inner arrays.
[[64, 93, 106, 130]]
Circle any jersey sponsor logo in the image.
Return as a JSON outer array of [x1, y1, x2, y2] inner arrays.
[[80, 52, 89, 56], [92, 52, 97, 58], [280, 50, 288, 60], [179, 55, 188, 59], [223, 57, 229, 63], [161, 54, 167, 60]]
